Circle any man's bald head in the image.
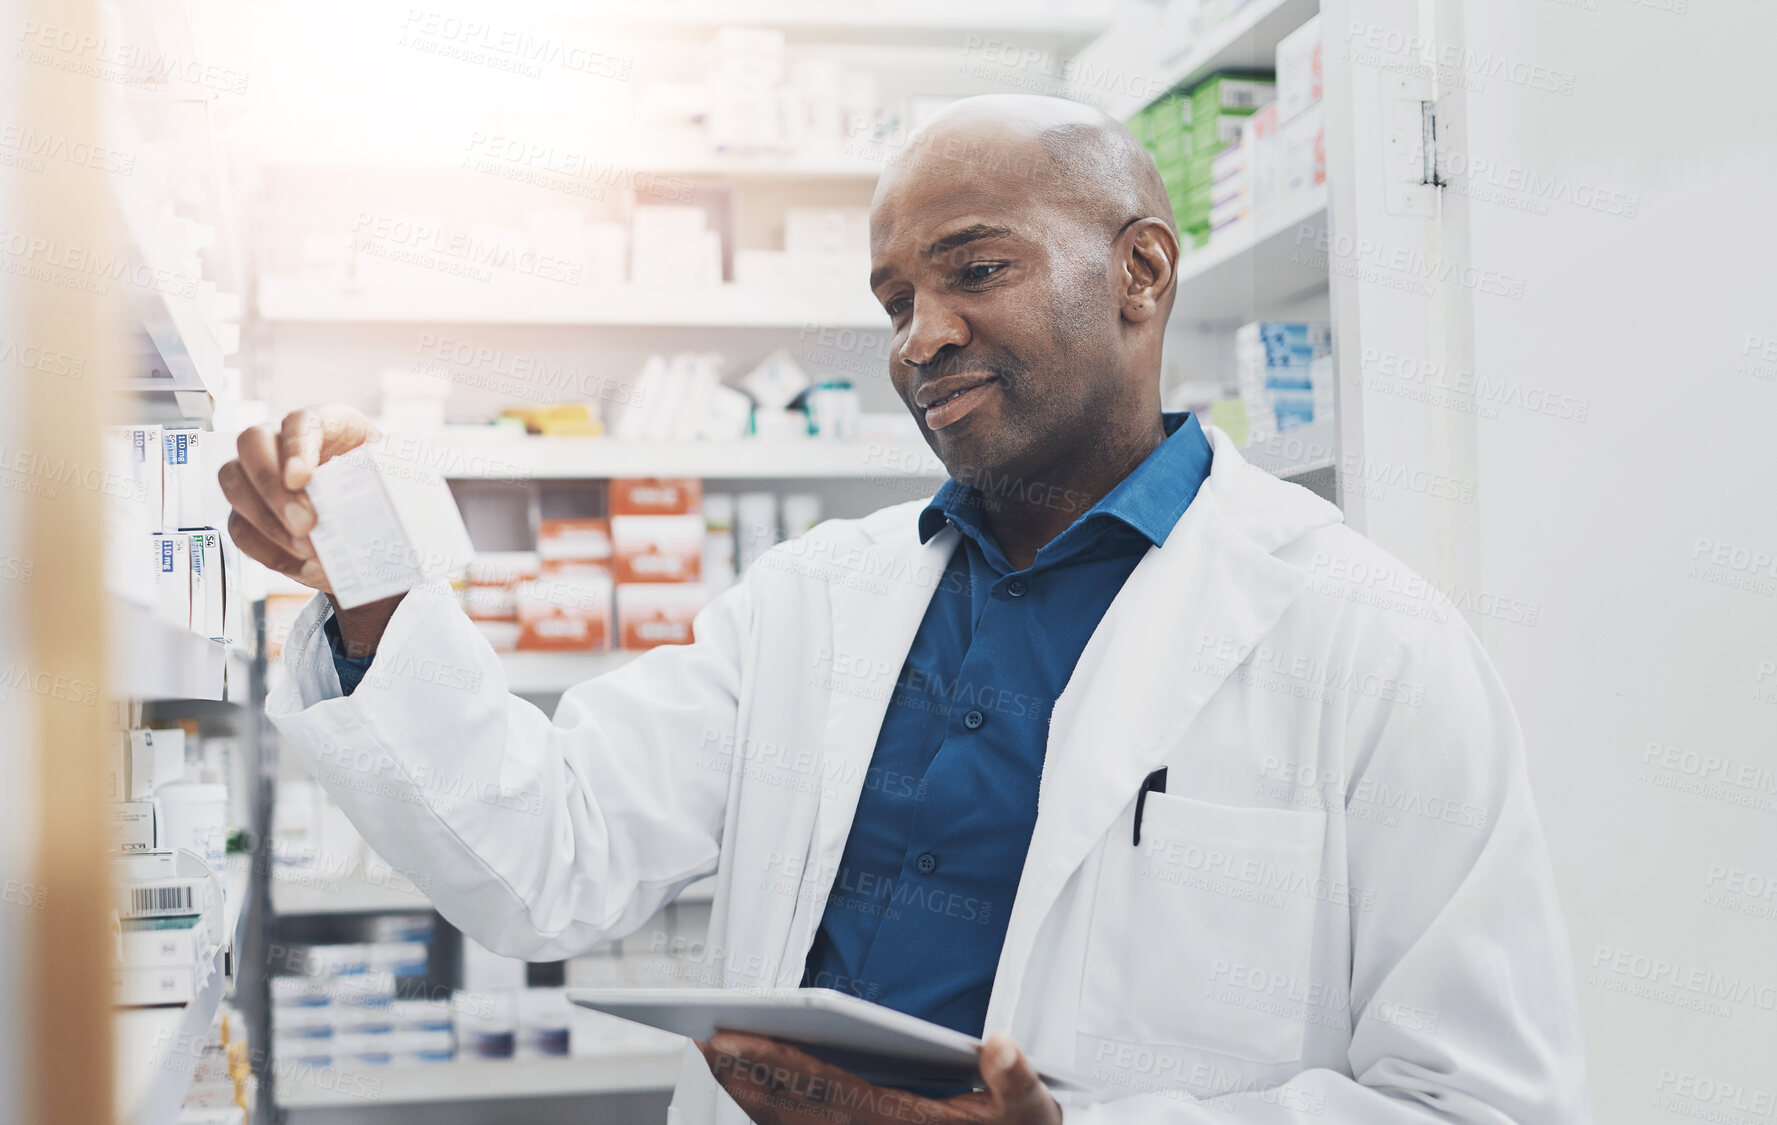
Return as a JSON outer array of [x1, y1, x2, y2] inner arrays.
[[866, 94, 1182, 494], [874, 95, 1177, 315]]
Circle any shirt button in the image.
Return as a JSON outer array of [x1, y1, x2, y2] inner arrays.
[[916, 852, 938, 875], [963, 710, 984, 730], [1006, 578, 1028, 598]]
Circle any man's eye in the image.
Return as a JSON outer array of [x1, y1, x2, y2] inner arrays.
[[961, 262, 1005, 284], [885, 297, 911, 318]]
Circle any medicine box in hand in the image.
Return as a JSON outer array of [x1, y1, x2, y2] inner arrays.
[[304, 445, 475, 610]]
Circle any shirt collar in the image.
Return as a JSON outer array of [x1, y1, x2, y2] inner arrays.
[[917, 412, 1213, 550]]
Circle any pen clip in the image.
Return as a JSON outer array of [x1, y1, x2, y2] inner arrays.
[[1133, 767, 1169, 847]]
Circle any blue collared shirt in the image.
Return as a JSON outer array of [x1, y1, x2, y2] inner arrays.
[[800, 413, 1213, 1036]]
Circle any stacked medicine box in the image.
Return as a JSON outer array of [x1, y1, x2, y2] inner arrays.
[[1133, 73, 1276, 248]]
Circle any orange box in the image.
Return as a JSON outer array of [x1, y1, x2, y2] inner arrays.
[[516, 567, 613, 651], [617, 583, 711, 650], [611, 515, 703, 584], [609, 477, 701, 516], [538, 518, 613, 569]]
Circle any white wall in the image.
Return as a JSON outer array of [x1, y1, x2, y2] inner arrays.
[[1354, 1, 1777, 1119]]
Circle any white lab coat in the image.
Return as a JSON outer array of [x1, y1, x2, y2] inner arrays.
[[269, 426, 1592, 1123]]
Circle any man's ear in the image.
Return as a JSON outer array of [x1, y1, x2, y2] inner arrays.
[[1118, 218, 1179, 325]]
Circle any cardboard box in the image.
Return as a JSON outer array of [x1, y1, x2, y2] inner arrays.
[[189, 530, 227, 640], [611, 515, 704, 584], [115, 962, 204, 1006], [617, 584, 711, 650], [109, 801, 158, 852], [609, 478, 701, 517], [536, 519, 613, 568], [1275, 16, 1323, 124], [304, 446, 475, 610], [516, 568, 613, 651], [162, 429, 205, 529], [151, 534, 192, 629], [120, 914, 210, 968], [121, 425, 165, 535], [1279, 103, 1326, 200]]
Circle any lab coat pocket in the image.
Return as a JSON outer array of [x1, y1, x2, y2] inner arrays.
[[1079, 792, 1327, 1065]]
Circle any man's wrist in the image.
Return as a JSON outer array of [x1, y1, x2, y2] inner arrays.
[[326, 592, 405, 658]]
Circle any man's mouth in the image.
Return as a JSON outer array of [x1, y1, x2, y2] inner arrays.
[[915, 373, 1001, 431]]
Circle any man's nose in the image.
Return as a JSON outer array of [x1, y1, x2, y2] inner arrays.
[[899, 293, 970, 368]]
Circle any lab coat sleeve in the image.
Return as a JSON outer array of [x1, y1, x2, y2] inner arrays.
[[1066, 617, 1593, 1124], [265, 581, 749, 961]]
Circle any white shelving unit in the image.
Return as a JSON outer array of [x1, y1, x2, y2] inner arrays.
[[500, 650, 638, 694], [108, 601, 252, 704], [271, 871, 432, 917], [257, 277, 887, 329], [114, 857, 248, 1125], [275, 1050, 684, 1109], [580, 3, 1111, 50], [404, 431, 946, 482], [1172, 187, 1329, 322], [271, 864, 712, 916], [1106, 0, 1323, 121]]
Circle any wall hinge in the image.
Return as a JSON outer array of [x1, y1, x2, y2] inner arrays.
[[1420, 100, 1444, 188]]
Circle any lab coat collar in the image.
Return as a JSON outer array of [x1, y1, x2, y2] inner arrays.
[[983, 426, 1343, 1033]]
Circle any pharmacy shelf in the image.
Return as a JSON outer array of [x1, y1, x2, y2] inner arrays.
[[276, 1049, 684, 1108], [271, 870, 434, 916], [501, 650, 639, 694], [582, 3, 1111, 50], [404, 430, 946, 481], [1110, 0, 1322, 120], [257, 277, 887, 329], [111, 157, 228, 404], [109, 599, 251, 703], [1171, 187, 1328, 322], [114, 924, 230, 1125], [1243, 416, 1338, 480]]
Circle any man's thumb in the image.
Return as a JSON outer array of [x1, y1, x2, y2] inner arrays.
[[979, 1035, 1055, 1119]]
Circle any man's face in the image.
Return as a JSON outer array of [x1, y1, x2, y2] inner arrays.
[[868, 134, 1120, 487]]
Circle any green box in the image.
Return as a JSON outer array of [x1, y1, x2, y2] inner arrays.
[[1189, 72, 1276, 119]]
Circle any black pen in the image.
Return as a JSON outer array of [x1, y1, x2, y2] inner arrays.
[[1133, 767, 1168, 846]]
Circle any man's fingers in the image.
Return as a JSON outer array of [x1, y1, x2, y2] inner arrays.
[[236, 424, 315, 536], [978, 1035, 1056, 1120], [280, 405, 375, 492], [227, 512, 328, 592], [218, 460, 314, 562]]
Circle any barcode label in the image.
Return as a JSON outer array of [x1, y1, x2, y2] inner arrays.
[[130, 886, 192, 913]]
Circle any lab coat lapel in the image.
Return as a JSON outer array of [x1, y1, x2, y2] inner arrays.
[[776, 521, 960, 981], [983, 469, 1317, 1032]]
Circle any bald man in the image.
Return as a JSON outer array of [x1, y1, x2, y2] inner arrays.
[[226, 96, 1591, 1124]]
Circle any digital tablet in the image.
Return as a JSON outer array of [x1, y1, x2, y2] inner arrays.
[[567, 987, 1105, 1096]]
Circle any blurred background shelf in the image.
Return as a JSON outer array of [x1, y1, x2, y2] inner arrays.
[[582, 3, 1112, 50], [403, 431, 945, 481], [257, 277, 889, 329], [109, 599, 251, 703], [1108, 0, 1323, 120], [271, 871, 434, 917], [274, 1050, 684, 1109], [1171, 186, 1328, 322], [113, 932, 229, 1125], [499, 650, 638, 694]]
